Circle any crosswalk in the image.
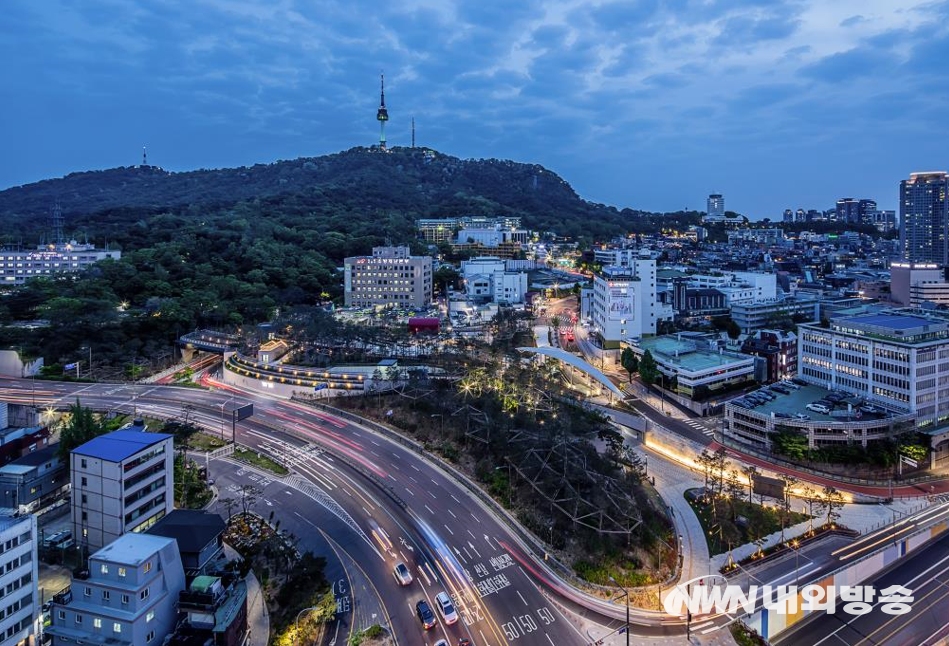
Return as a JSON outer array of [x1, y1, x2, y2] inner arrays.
[[684, 418, 716, 437]]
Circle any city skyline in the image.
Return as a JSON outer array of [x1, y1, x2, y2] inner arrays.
[[1, 1, 947, 219]]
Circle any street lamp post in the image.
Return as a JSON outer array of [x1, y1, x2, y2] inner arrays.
[[608, 576, 630, 646], [219, 398, 235, 439]]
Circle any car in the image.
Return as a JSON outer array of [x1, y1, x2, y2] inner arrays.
[[393, 562, 413, 586], [770, 386, 790, 395], [435, 640, 449, 646], [416, 600, 437, 630], [859, 405, 878, 414], [435, 591, 459, 625], [791, 377, 808, 386], [774, 412, 792, 418], [459, 639, 473, 646], [806, 403, 830, 414], [794, 413, 811, 420], [781, 380, 800, 390]]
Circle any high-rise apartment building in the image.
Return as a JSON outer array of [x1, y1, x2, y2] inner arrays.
[[343, 246, 433, 308], [0, 511, 37, 646], [707, 194, 724, 218], [835, 198, 878, 224], [71, 430, 174, 552], [900, 171, 949, 265]]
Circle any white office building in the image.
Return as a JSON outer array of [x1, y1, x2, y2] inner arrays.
[[0, 243, 121, 286], [343, 246, 433, 308], [46, 533, 186, 646], [591, 259, 660, 347], [460, 257, 528, 304], [684, 271, 777, 305], [0, 511, 37, 646], [71, 430, 174, 552]]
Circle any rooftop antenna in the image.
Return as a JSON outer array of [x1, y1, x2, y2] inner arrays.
[[142, 144, 148, 167], [376, 72, 388, 149], [412, 117, 415, 148]]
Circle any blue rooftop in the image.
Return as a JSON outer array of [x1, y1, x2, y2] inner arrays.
[[840, 313, 933, 329], [73, 430, 171, 462]]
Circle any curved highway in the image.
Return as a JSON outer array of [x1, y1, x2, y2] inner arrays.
[[0, 377, 684, 645]]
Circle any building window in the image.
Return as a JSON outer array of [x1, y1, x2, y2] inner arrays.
[[81, 477, 87, 486], [81, 459, 87, 468], [94, 618, 102, 629], [102, 590, 110, 600], [100, 564, 109, 575], [84, 586, 91, 597], [146, 610, 155, 622], [147, 630, 155, 642], [58, 611, 65, 620], [75, 614, 83, 624], [121, 594, 129, 604], [113, 622, 122, 633], [118, 567, 126, 578], [144, 561, 152, 573], [140, 588, 149, 600]]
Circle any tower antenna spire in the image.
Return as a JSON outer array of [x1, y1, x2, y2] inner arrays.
[[376, 72, 389, 150], [411, 117, 415, 148], [142, 144, 148, 167]]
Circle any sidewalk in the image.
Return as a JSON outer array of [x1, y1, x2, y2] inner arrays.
[[223, 544, 269, 646]]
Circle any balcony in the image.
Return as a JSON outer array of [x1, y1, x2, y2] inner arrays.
[[52, 585, 73, 605]]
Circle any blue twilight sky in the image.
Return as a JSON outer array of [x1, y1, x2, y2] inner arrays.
[[1, 1, 947, 219]]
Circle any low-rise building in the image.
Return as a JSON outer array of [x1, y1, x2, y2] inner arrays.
[[0, 444, 68, 513], [0, 510, 38, 646], [730, 296, 820, 334], [46, 533, 186, 646], [741, 330, 797, 383], [146, 510, 226, 577], [71, 430, 174, 551], [343, 246, 433, 308], [172, 576, 248, 646], [460, 257, 529, 304], [627, 335, 756, 401]]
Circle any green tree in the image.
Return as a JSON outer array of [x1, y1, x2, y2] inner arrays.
[[820, 486, 845, 527], [725, 318, 741, 340], [57, 400, 107, 460], [620, 347, 639, 383], [639, 350, 659, 385]]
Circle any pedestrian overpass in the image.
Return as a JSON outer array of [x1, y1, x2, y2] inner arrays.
[[516, 346, 625, 399]]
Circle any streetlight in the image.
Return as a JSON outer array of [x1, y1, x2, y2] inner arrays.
[[608, 575, 630, 646], [220, 398, 235, 439]]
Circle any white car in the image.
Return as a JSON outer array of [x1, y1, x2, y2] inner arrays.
[[393, 562, 413, 586], [805, 403, 830, 415], [435, 591, 459, 625]]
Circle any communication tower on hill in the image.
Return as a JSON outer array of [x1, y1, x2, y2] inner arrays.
[[376, 73, 389, 149]]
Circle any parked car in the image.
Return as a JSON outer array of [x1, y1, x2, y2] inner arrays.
[[794, 413, 811, 420], [774, 412, 792, 418], [770, 386, 790, 395], [859, 405, 878, 414], [791, 377, 808, 386], [806, 403, 830, 414]]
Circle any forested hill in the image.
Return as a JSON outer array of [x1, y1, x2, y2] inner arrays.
[[0, 146, 699, 244]]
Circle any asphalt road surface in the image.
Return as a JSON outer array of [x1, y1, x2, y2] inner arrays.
[[0, 377, 685, 645]]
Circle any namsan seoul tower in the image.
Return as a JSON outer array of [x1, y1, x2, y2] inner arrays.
[[376, 72, 389, 149]]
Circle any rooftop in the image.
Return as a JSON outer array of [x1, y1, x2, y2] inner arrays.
[[147, 509, 225, 554], [0, 443, 59, 470], [92, 532, 176, 565], [733, 383, 899, 422], [73, 429, 172, 462], [639, 336, 752, 373]]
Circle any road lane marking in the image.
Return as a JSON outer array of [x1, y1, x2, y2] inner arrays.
[[444, 524, 454, 536], [448, 509, 457, 519], [425, 504, 434, 514], [517, 591, 528, 606]]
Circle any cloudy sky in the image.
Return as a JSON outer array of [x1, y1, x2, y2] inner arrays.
[[2, 1, 947, 218]]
